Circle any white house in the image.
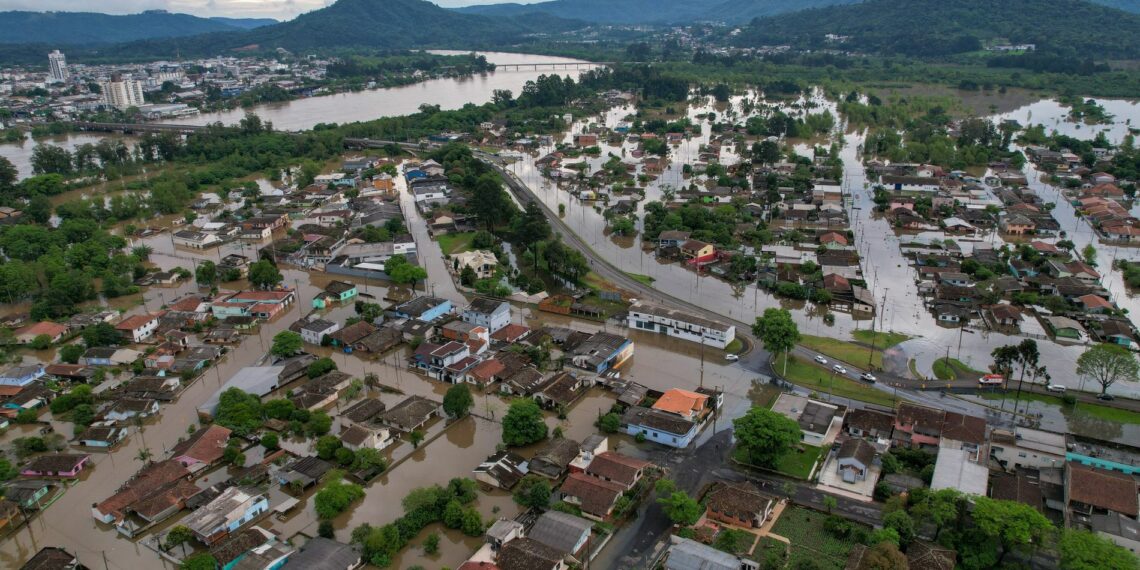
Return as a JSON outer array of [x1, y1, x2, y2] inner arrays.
[[172, 230, 221, 249], [454, 250, 499, 280], [626, 301, 735, 349], [462, 298, 511, 334], [115, 313, 162, 343], [339, 424, 393, 452], [300, 319, 340, 345]]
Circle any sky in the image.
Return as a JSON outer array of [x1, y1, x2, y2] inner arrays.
[[0, 0, 540, 19]]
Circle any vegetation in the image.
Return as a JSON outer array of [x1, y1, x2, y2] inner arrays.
[[1059, 529, 1139, 570], [501, 399, 548, 446], [771, 507, 868, 569], [513, 475, 552, 509], [655, 479, 702, 526], [753, 308, 800, 377], [851, 330, 909, 349], [314, 470, 365, 520], [350, 478, 481, 567], [773, 354, 897, 407], [800, 334, 882, 370], [931, 357, 984, 381], [443, 384, 474, 418], [732, 407, 802, 468], [1076, 343, 1139, 395], [270, 331, 303, 358]]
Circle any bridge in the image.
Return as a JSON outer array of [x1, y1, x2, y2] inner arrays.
[[71, 121, 212, 135], [491, 61, 616, 71]]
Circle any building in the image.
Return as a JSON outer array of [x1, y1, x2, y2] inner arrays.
[[566, 331, 634, 373], [0, 364, 45, 387], [474, 451, 529, 490], [931, 448, 989, 496], [622, 406, 699, 448], [528, 511, 593, 558], [20, 453, 90, 478], [312, 281, 357, 309], [20, 547, 81, 570], [100, 73, 145, 109], [626, 302, 736, 350], [989, 427, 1066, 471], [339, 424, 393, 452], [557, 472, 625, 520], [893, 402, 945, 449], [771, 394, 844, 446], [497, 537, 565, 570], [13, 321, 68, 345], [836, 439, 877, 484], [844, 408, 895, 440], [705, 482, 775, 528], [454, 250, 499, 280], [91, 460, 193, 524], [300, 319, 339, 345], [282, 537, 361, 570], [665, 536, 756, 570], [1065, 463, 1139, 528], [1089, 512, 1140, 556], [1066, 440, 1140, 475], [172, 425, 234, 473], [173, 230, 222, 249], [377, 396, 442, 432], [211, 290, 296, 320], [462, 298, 511, 334], [393, 296, 452, 322], [679, 239, 716, 264], [652, 389, 709, 422], [75, 425, 128, 448], [182, 486, 269, 545], [115, 313, 162, 343], [47, 49, 69, 82]]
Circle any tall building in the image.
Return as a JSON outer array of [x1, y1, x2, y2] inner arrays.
[[48, 50, 68, 83], [100, 73, 145, 110]]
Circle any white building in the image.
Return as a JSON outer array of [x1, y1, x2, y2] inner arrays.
[[100, 73, 145, 110], [454, 250, 498, 280], [989, 427, 1067, 471], [626, 301, 735, 349], [299, 319, 339, 345], [48, 50, 69, 83]]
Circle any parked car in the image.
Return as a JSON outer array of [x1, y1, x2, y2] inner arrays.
[[1046, 384, 1066, 394], [725, 354, 739, 362], [860, 372, 877, 383], [814, 355, 828, 364], [833, 364, 847, 375], [1097, 393, 1115, 401]]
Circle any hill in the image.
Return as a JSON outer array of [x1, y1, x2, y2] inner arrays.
[[207, 17, 279, 30], [457, 0, 1139, 23], [734, 0, 1140, 59], [0, 10, 271, 44]]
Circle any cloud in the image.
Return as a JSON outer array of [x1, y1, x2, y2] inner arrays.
[[0, 0, 543, 18]]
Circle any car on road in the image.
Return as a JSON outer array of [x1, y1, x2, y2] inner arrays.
[[1097, 393, 1115, 401], [814, 355, 828, 364], [725, 354, 739, 362], [1046, 384, 1066, 394], [860, 372, 877, 383], [833, 364, 847, 375]]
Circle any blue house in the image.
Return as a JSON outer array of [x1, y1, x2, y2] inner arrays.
[[405, 169, 427, 182], [567, 332, 634, 374], [621, 406, 699, 448], [0, 364, 45, 387], [1067, 442, 1140, 476], [312, 281, 358, 309], [393, 296, 452, 323]]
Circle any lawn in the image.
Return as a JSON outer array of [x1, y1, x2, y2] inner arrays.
[[800, 334, 883, 369], [774, 354, 898, 408], [932, 357, 984, 381], [435, 232, 476, 255], [625, 272, 655, 286], [851, 330, 910, 349], [771, 506, 866, 570], [725, 338, 743, 354], [976, 392, 1140, 424], [731, 444, 821, 479]]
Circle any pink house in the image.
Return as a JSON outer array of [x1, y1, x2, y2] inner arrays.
[[170, 424, 232, 473], [892, 403, 944, 449], [21, 453, 90, 478]]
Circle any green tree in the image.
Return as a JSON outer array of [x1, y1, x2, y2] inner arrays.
[[181, 554, 218, 570], [214, 388, 264, 436], [248, 260, 283, 289], [195, 260, 217, 287], [385, 254, 428, 286], [165, 525, 194, 550], [58, 343, 85, 364], [1081, 243, 1098, 266], [307, 357, 337, 378], [81, 322, 123, 347], [501, 399, 548, 446], [410, 429, 425, 448], [271, 331, 303, 358], [1076, 343, 1139, 395], [856, 541, 908, 570], [883, 510, 916, 546], [314, 471, 365, 519], [513, 475, 552, 509], [973, 496, 1053, 562], [29, 334, 52, 349], [306, 411, 333, 437], [732, 407, 801, 467], [443, 384, 474, 418], [423, 532, 440, 555], [752, 308, 800, 376], [260, 432, 279, 450], [1059, 529, 1138, 570], [597, 412, 621, 433], [318, 520, 335, 539], [658, 490, 702, 526], [823, 496, 838, 514]]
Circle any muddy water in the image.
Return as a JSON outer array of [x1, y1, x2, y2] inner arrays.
[[0, 131, 134, 180]]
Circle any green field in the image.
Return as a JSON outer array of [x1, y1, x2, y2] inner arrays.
[[435, 232, 476, 255], [977, 392, 1140, 424], [800, 334, 883, 370], [771, 507, 866, 570], [932, 357, 984, 381], [732, 443, 822, 479], [725, 338, 743, 354], [625, 272, 656, 286], [773, 354, 897, 407], [851, 330, 910, 349]]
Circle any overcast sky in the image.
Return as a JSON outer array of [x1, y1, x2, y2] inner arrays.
[[0, 0, 540, 19]]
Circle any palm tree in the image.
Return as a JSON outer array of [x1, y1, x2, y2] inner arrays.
[[135, 447, 153, 464]]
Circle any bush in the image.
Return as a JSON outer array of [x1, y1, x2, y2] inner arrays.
[[260, 433, 279, 450], [596, 412, 621, 433], [513, 475, 552, 509], [314, 471, 365, 520]]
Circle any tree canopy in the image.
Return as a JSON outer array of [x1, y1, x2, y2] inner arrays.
[[501, 399, 548, 446], [1076, 343, 1139, 395], [732, 406, 802, 467]]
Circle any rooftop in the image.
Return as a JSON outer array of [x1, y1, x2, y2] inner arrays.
[[527, 511, 593, 555], [931, 448, 988, 495], [629, 302, 732, 333], [1067, 463, 1139, 517]]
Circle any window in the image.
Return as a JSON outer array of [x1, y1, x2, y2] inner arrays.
[[1018, 452, 1027, 458]]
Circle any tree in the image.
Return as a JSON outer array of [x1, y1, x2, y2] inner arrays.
[[972, 496, 1053, 562], [58, 343, 85, 364], [271, 331, 303, 358], [82, 322, 124, 347], [306, 411, 333, 437], [423, 532, 440, 555], [29, 334, 52, 349], [316, 435, 342, 460], [314, 471, 365, 519], [823, 496, 838, 514], [857, 541, 908, 570], [248, 260, 283, 289], [410, 429, 425, 448], [732, 407, 801, 467], [386, 254, 428, 286], [25, 195, 52, 224], [501, 399, 548, 446], [883, 510, 916, 546], [31, 144, 73, 175], [260, 433, 279, 450], [195, 260, 217, 287], [181, 554, 218, 570], [318, 520, 335, 539], [513, 475, 552, 508], [307, 357, 337, 378], [443, 384, 474, 418], [752, 308, 800, 376], [1059, 529, 1138, 570], [1081, 243, 1098, 266], [597, 412, 621, 433], [214, 388, 264, 436], [658, 490, 702, 526], [1076, 343, 1139, 395], [165, 525, 194, 551]]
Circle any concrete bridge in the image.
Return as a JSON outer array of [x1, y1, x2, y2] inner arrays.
[[492, 61, 616, 71], [70, 121, 214, 135]]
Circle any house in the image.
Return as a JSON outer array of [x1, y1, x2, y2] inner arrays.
[[652, 388, 709, 421], [211, 290, 296, 320], [339, 424, 393, 452], [393, 296, 452, 322], [664, 536, 754, 570], [626, 302, 736, 350], [328, 321, 376, 348], [533, 371, 585, 409], [844, 408, 895, 440], [104, 398, 160, 421], [13, 322, 68, 345], [836, 439, 877, 483], [1044, 316, 1086, 341], [939, 411, 988, 457], [989, 427, 1066, 471], [931, 448, 989, 496], [208, 526, 281, 570], [312, 281, 357, 309], [0, 364, 45, 387], [474, 451, 529, 490], [583, 452, 649, 490], [300, 319, 339, 345], [182, 486, 269, 545], [173, 230, 222, 249], [528, 511, 593, 558], [454, 250, 499, 280], [75, 425, 129, 448], [771, 394, 844, 446], [1079, 294, 1113, 313], [91, 460, 193, 524], [115, 313, 162, 343], [378, 396, 442, 432], [819, 231, 848, 248], [497, 537, 566, 570], [558, 472, 625, 520], [282, 537, 362, 570], [657, 230, 692, 249], [20, 454, 89, 478], [19, 547, 82, 570], [705, 481, 775, 528], [893, 403, 945, 449], [574, 133, 598, 147], [565, 331, 634, 373], [906, 541, 956, 570], [342, 398, 386, 426], [1089, 512, 1140, 556], [1002, 215, 1036, 235], [1098, 320, 1135, 347], [679, 239, 716, 264], [6, 480, 52, 511], [622, 406, 698, 448], [277, 457, 333, 489], [529, 438, 581, 479], [1065, 463, 1139, 527], [172, 425, 234, 473]]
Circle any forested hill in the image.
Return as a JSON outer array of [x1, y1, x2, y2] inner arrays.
[[0, 10, 275, 45], [735, 0, 1140, 59]]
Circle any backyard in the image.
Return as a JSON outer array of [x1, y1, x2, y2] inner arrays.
[[773, 354, 898, 408], [732, 443, 823, 480], [770, 506, 867, 570], [435, 231, 476, 255]]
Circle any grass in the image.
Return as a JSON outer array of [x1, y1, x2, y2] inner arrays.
[[851, 330, 910, 349], [625, 272, 656, 286], [435, 232, 476, 255], [582, 271, 611, 291], [931, 357, 985, 381], [731, 444, 821, 479], [725, 338, 743, 354], [774, 354, 897, 408], [976, 392, 1140, 424], [908, 359, 923, 380], [800, 334, 883, 369], [771, 506, 865, 570]]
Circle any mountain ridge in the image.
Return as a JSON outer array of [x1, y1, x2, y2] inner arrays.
[[0, 10, 277, 45]]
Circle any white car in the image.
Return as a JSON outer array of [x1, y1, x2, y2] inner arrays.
[[725, 354, 739, 362], [861, 372, 877, 383], [833, 364, 848, 375], [1046, 384, 1067, 394], [814, 355, 828, 365]]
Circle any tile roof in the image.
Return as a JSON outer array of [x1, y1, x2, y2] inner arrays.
[[940, 412, 987, 445], [528, 511, 593, 555], [705, 481, 774, 522], [95, 460, 191, 521], [498, 537, 564, 570], [21, 453, 88, 474], [171, 425, 233, 464], [845, 408, 895, 435], [585, 452, 650, 487], [558, 472, 623, 517], [837, 438, 877, 466], [652, 389, 708, 417], [1068, 463, 1139, 517]]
